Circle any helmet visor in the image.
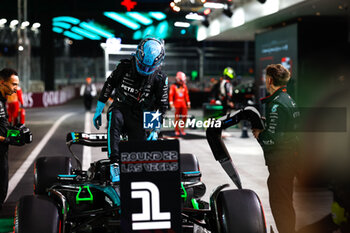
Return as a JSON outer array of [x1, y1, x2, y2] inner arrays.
[[135, 56, 158, 75]]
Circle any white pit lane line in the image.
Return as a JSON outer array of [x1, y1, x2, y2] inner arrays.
[[5, 112, 76, 201], [82, 111, 91, 170]]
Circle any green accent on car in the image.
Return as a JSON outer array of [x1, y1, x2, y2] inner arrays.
[[89, 185, 120, 206], [58, 174, 77, 178], [76, 186, 94, 204], [183, 171, 200, 175], [191, 199, 199, 210], [181, 183, 187, 201], [108, 112, 112, 156]]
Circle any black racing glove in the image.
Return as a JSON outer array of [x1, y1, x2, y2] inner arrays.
[[4, 135, 25, 146]]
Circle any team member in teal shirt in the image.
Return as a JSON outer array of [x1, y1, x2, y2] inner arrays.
[[253, 64, 300, 233]]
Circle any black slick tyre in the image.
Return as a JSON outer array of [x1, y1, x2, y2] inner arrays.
[[14, 195, 60, 233], [216, 189, 266, 233]]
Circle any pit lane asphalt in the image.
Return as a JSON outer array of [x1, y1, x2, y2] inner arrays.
[[1, 98, 85, 219], [0, 98, 333, 233]]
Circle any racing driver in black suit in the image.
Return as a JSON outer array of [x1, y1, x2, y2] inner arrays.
[[93, 37, 168, 163]]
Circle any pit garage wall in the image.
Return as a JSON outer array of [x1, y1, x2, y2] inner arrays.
[[22, 85, 79, 108], [255, 16, 349, 107]]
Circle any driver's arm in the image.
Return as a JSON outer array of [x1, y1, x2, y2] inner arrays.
[[98, 74, 114, 103], [93, 64, 123, 130], [99, 64, 123, 103]]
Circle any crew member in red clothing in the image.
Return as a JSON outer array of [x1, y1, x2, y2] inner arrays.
[[169, 71, 191, 136], [7, 86, 25, 126]]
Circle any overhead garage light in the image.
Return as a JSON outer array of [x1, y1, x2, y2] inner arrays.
[[133, 20, 169, 40], [53, 16, 115, 40], [126, 12, 153, 25], [20, 21, 30, 29], [156, 21, 169, 38], [71, 26, 102, 40], [174, 22, 190, 28], [173, 6, 181, 12], [203, 2, 225, 9], [104, 12, 141, 30], [143, 25, 155, 38], [149, 12, 167, 21], [53, 16, 80, 25], [31, 22, 41, 29], [10, 20, 19, 28], [0, 18, 7, 28], [52, 27, 64, 33], [80, 22, 115, 38], [133, 30, 142, 40], [63, 31, 83, 40], [53, 22, 71, 29], [186, 13, 205, 21], [204, 8, 211, 15]]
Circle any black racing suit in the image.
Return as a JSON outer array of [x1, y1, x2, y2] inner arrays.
[[0, 92, 9, 207], [98, 57, 168, 161], [258, 86, 300, 233]]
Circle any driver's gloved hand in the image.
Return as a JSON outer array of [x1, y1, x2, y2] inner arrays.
[[147, 129, 159, 141], [93, 101, 105, 130], [110, 163, 120, 182], [4, 135, 24, 146]]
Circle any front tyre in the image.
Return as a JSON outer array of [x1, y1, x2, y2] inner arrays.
[[14, 195, 60, 233], [216, 189, 266, 233]]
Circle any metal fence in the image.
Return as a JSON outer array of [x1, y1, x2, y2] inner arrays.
[[0, 44, 254, 91]]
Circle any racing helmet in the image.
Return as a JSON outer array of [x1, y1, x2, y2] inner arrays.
[[134, 37, 165, 76], [223, 67, 235, 79], [175, 71, 186, 85]]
